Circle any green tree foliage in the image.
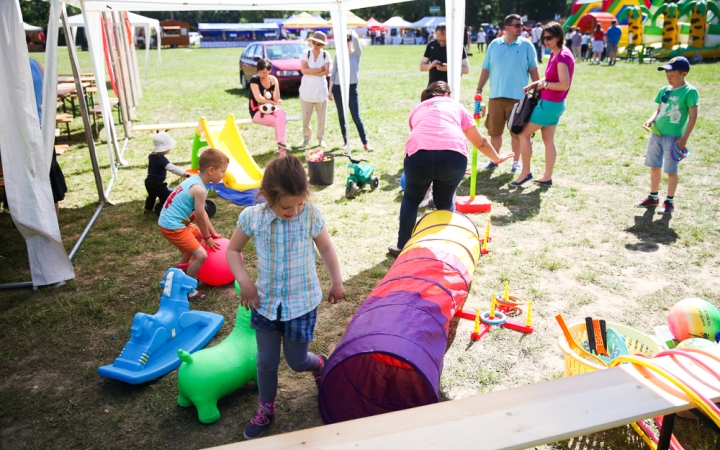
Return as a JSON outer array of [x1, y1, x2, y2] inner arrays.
[[20, 0, 80, 29]]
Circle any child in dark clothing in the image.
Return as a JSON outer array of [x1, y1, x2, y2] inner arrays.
[[144, 132, 190, 215]]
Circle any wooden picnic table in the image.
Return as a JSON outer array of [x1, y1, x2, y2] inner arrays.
[[57, 75, 95, 84]]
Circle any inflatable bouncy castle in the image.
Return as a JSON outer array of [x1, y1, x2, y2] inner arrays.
[[318, 211, 481, 424]]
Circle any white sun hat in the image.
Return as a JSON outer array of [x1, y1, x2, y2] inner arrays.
[[152, 131, 177, 153]]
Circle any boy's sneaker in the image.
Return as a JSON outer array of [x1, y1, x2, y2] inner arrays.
[[243, 408, 275, 440], [660, 200, 674, 215], [511, 161, 521, 173], [636, 196, 659, 208], [481, 160, 498, 171], [312, 354, 328, 388]]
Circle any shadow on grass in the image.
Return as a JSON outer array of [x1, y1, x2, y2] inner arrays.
[[624, 208, 678, 252], [457, 170, 545, 224]]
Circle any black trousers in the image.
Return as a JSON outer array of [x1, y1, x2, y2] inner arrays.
[[145, 178, 169, 214]]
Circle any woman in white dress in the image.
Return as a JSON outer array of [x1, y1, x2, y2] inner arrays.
[[299, 31, 331, 147]]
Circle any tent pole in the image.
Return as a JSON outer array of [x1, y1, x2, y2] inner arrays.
[[61, 6, 108, 205], [68, 202, 105, 261], [115, 11, 139, 114], [108, 13, 134, 136], [125, 14, 143, 99], [144, 24, 150, 83]]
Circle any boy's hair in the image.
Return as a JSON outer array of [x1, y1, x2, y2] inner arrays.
[[435, 23, 446, 34], [543, 22, 565, 47], [421, 81, 451, 102], [504, 14, 522, 26], [199, 148, 230, 173], [261, 154, 308, 206]]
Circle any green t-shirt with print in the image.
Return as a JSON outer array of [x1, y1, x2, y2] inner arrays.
[[651, 83, 698, 137]]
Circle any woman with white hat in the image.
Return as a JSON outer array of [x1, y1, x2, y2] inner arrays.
[[299, 31, 331, 148]]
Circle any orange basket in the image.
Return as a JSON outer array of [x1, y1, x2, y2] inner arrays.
[[558, 322, 664, 376]]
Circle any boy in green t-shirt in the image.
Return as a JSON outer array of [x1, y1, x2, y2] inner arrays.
[[636, 57, 698, 214]]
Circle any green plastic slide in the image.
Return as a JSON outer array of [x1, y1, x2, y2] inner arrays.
[[177, 305, 258, 424]]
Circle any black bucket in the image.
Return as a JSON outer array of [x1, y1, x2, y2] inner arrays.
[[307, 153, 335, 186]]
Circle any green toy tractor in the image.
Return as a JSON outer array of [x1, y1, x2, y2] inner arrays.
[[339, 154, 379, 199]]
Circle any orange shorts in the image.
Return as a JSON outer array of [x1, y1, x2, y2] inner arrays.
[[160, 224, 202, 254]]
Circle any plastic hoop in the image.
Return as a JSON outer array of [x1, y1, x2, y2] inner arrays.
[[495, 295, 526, 307], [481, 311, 507, 325]]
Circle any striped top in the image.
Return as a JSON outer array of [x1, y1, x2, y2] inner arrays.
[[237, 202, 325, 321]]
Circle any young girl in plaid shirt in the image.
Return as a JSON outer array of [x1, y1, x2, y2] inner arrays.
[[227, 154, 345, 440]]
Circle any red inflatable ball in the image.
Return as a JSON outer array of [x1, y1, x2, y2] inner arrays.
[[196, 237, 235, 286]]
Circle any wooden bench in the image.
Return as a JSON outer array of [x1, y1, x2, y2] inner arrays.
[[54, 144, 69, 155], [55, 113, 73, 140], [209, 348, 720, 450], [132, 115, 301, 133]]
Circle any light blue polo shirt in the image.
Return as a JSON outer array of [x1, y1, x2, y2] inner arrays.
[[158, 174, 206, 230], [481, 36, 538, 100]]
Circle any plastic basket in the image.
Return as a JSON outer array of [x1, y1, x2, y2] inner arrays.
[[558, 322, 664, 376]]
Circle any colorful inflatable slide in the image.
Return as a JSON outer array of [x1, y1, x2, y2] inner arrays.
[[191, 115, 263, 191], [318, 210, 481, 424]]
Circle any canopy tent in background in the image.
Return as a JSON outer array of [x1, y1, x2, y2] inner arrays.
[[383, 16, 413, 45], [409, 16, 447, 31], [62, 12, 161, 82], [23, 22, 43, 31], [383, 16, 412, 28], [282, 12, 330, 29], [366, 17, 387, 30], [198, 22, 279, 47], [1, 0, 74, 288], [1, 0, 467, 289], [329, 10, 368, 28]]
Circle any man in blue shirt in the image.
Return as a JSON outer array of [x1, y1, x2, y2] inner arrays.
[[605, 19, 622, 66], [476, 14, 539, 173]]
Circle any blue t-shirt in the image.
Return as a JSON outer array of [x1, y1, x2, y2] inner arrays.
[[606, 26, 622, 44], [30, 59, 43, 125], [481, 36, 538, 100], [158, 174, 206, 230]]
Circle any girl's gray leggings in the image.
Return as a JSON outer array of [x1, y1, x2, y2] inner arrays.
[[256, 328, 320, 403]]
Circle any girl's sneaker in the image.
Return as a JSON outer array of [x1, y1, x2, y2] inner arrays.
[[243, 408, 275, 440], [313, 354, 328, 388]]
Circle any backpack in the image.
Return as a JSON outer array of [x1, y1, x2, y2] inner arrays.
[[506, 88, 540, 135], [306, 49, 328, 63]]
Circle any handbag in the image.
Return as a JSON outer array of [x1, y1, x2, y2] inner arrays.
[[506, 87, 540, 135]]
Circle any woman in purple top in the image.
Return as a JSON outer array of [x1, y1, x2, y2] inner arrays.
[[512, 22, 575, 187]]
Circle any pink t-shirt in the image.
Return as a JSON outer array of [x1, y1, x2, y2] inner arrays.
[[405, 96, 475, 158], [541, 47, 575, 103]]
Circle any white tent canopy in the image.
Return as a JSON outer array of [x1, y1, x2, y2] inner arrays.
[[409, 16, 447, 29], [24, 21, 43, 31], [382, 16, 412, 28], [61, 11, 161, 81], [1, 0, 467, 288]]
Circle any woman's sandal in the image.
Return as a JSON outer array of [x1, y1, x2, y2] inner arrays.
[[188, 290, 207, 302]]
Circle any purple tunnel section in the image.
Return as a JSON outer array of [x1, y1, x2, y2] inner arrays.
[[318, 291, 448, 423]]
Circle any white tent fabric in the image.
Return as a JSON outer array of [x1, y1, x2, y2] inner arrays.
[[408, 16, 447, 29], [0, 0, 75, 286], [23, 22, 43, 32], [382, 16, 412, 27], [62, 12, 161, 80]]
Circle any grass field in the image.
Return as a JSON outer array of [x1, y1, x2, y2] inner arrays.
[[1, 44, 719, 449]]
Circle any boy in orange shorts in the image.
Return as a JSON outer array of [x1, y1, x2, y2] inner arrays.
[[158, 148, 229, 300]]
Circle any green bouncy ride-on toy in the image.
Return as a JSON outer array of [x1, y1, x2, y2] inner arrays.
[[339, 154, 379, 199]]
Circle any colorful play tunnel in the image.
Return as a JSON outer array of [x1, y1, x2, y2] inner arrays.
[[318, 211, 481, 424]]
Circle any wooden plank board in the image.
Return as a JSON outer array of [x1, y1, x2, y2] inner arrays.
[[131, 116, 301, 133], [208, 349, 720, 450]]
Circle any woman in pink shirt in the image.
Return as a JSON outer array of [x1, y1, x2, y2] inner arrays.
[[389, 82, 513, 256], [512, 22, 575, 188]]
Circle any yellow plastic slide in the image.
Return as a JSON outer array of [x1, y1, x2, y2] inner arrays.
[[200, 115, 263, 191]]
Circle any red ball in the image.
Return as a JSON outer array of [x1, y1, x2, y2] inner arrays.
[[196, 237, 235, 286]]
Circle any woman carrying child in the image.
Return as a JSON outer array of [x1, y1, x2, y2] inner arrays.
[[226, 154, 345, 440], [249, 59, 289, 153], [388, 82, 513, 257], [512, 22, 575, 188]]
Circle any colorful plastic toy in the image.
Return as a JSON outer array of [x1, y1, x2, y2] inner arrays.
[[460, 282, 534, 341], [671, 143, 689, 162], [177, 305, 258, 424], [338, 154, 379, 199], [98, 269, 224, 384], [196, 237, 235, 286], [455, 94, 492, 214], [668, 297, 720, 342]]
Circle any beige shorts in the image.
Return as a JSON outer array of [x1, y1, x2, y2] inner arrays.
[[485, 97, 519, 137]]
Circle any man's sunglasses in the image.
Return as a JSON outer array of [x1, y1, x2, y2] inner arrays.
[[509, 23, 523, 28]]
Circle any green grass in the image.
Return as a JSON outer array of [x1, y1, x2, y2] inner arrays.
[[1, 45, 719, 449]]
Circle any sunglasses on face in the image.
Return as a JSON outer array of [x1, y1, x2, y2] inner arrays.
[[509, 23, 523, 28], [313, 42, 324, 47], [542, 35, 556, 41], [661, 89, 671, 103]]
